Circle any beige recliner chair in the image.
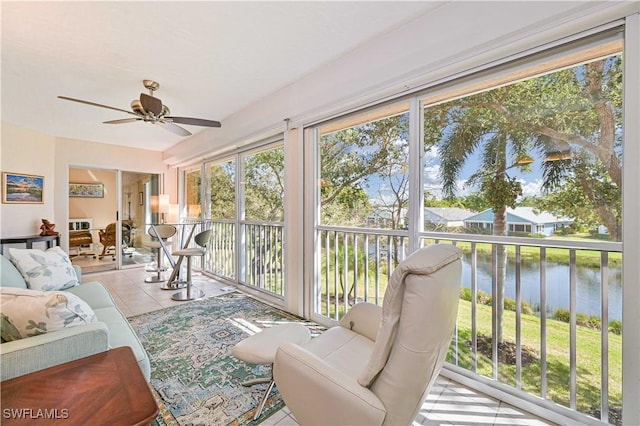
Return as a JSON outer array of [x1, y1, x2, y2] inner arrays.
[[273, 244, 463, 426]]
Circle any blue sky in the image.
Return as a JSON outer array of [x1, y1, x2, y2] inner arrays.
[[422, 145, 545, 200]]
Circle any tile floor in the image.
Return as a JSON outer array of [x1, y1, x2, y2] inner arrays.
[[85, 266, 555, 426]]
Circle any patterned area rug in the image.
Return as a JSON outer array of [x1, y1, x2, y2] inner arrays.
[[129, 292, 319, 426]]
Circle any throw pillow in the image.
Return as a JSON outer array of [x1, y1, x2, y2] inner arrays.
[[7, 247, 79, 291], [0, 287, 97, 342]]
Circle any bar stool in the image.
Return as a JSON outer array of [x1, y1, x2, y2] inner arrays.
[[143, 224, 177, 283], [171, 229, 211, 301]]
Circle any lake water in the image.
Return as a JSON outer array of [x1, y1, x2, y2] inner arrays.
[[460, 252, 623, 321]]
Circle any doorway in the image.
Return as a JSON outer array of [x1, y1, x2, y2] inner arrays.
[[68, 167, 159, 272], [68, 167, 118, 273], [120, 171, 157, 269]]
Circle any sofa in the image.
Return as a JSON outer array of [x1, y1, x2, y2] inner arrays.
[[0, 253, 150, 381]]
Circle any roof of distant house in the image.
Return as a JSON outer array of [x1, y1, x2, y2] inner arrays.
[[424, 207, 476, 221], [465, 207, 572, 224]]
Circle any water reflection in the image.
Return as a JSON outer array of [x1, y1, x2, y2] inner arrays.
[[461, 252, 622, 321]]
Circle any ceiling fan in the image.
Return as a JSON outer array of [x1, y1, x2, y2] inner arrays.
[[58, 80, 221, 136]]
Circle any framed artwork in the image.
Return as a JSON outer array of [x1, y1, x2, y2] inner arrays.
[[69, 182, 104, 198], [139, 191, 144, 206], [2, 172, 44, 204]]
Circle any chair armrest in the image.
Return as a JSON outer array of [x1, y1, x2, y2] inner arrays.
[[0, 322, 109, 380], [273, 342, 386, 426], [338, 302, 382, 342]]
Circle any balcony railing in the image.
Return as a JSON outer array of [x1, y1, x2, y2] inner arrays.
[[243, 221, 284, 295], [204, 219, 284, 296], [316, 227, 622, 425], [202, 219, 621, 424]]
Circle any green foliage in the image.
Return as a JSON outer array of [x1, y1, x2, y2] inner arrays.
[[552, 308, 570, 323], [458, 289, 532, 315], [320, 114, 409, 229], [609, 320, 622, 336], [480, 174, 522, 210], [552, 309, 608, 332], [503, 298, 533, 315], [458, 193, 488, 212], [209, 161, 236, 219], [477, 290, 492, 306], [426, 56, 622, 241], [459, 287, 472, 301], [244, 148, 285, 221], [576, 313, 602, 330], [536, 158, 621, 239]]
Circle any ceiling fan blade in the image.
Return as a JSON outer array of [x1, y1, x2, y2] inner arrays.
[[158, 121, 192, 136], [103, 118, 142, 124], [58, 96, 138, 116], [166, 116, 222, 128], [140, 93, 163, 116]]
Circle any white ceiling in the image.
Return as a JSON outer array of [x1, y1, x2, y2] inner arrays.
[[1, 1, 441, 152]]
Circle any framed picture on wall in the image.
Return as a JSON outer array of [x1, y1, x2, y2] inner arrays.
[[69, 182, 104, 198], [2, 172, 44, 204]]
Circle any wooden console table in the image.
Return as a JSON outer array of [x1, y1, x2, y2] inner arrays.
[[1, 347, 158, 425], [0, 234, 60, 254]]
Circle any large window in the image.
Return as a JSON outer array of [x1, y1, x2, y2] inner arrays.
[[421, 41, 623, 422], [204, 143, 286, 297], [311, 29, 624, 424]]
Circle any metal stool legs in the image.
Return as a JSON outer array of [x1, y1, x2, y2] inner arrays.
[[171, 253, 205, 301], [144, 247, 166, 283]]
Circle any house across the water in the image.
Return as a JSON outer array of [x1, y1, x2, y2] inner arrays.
[[464, 207, 573, 236]]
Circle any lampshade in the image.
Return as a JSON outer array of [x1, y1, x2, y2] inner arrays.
[[158, 194, 170, 214], [168, 204, 179, 224], [150, 195, 159, 213]]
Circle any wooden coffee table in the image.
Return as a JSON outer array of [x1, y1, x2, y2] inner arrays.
[[1, 347, 158, 425]]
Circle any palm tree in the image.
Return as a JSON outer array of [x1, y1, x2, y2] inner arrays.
[[427, 55, 622, 344], [437, 113, 530, 344]]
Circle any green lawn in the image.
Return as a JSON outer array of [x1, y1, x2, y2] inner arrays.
[[451, 299, 622, 423]]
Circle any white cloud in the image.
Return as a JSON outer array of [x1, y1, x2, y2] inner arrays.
[[424, 146, 439, 161], [519, 179, 543, 198], [423, 165, 440, 185]]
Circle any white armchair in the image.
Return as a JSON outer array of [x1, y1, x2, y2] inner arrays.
[[273, 244, 463, 425]]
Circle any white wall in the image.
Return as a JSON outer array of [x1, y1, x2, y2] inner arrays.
[[1, 123, 56, 236], [54, 137, 168, 251], [0, 123, 168, 249]]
